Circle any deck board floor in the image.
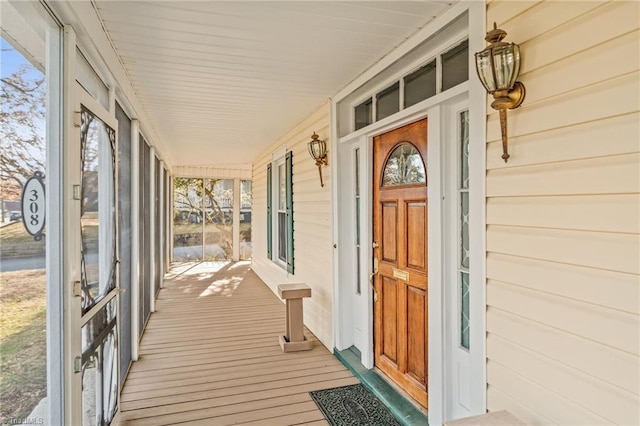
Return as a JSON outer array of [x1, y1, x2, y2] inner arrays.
[[115, 261, 355, 425]]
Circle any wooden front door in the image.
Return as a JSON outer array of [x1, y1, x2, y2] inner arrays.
[[373, 119, 428, 408]]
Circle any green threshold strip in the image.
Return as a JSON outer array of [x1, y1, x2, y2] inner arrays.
[[334, 346, 429, 426]]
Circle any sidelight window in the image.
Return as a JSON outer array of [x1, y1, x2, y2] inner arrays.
[[458, 110, 470, 350], [355, 148, 361, 294]]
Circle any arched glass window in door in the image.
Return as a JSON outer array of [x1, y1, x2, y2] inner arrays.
[[381, 143, 426, 187]]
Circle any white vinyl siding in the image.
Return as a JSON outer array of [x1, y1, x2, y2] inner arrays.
[[252, 102, 333, 348], [484, 1, 640, 424]]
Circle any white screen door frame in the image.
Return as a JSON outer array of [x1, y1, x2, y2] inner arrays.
[[67, 80, 120, 426]]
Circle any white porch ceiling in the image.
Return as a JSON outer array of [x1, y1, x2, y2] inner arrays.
[[95, 1, 455, 167]]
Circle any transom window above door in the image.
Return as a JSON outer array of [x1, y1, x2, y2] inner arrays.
[[354, 39, 468, 132]]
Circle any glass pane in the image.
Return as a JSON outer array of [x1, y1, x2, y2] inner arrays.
[[404, 60, 436, 108], [278, 164, 286, 211], [460, 110, 470, 189], [102, 329, 118, 422], [81, 298, 116, 364], [80, 107, 116, 314], [475, 50, 495, 92], [81, 329, 117, 426], [442, 40, 469, 91], [154, 157, 161, 297], [493, 44, 519, 90], [77, 49, 109, 110], [82, 355, 100, 425], [355, 198, 361, 246], [115, 102, 132, 384], [355, 147, 361, 235], [165, 170, 171, 269], [278, 212, 287, 262], [355, 148, 360, 196], [173, 178, 203, 261], [355, 148, 361, 294], [240, 180, 252, 260], [141, 139, 151, 330], [460, 272, 470, 349], [81, 298, 117, 425], [355, 98, 372, 130], [376, 82, 400, 121], [356, 245, 361, 295], [355, 197, 361, 295], [460, 192, 469, 269], [204, 179, 233, 260], [382, 143, 426, 187], [0, 2, 61, 417]]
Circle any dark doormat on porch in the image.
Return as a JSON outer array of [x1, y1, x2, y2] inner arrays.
[[310, 383, 402, 426]]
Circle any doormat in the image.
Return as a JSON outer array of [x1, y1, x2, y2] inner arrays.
[[310, 383, 402, 426]]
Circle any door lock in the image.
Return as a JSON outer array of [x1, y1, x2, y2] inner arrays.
[[372, 241, 379, 249]]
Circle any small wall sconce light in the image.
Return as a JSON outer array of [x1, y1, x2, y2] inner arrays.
[[307, 132, 328, 187], [475, 23, 526, 163]]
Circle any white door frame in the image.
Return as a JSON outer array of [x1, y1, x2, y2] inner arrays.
[[330, 2, 486, 424]]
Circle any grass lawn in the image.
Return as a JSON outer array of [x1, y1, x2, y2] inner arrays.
[[0, 222, 36, 245], [0, 268, 46, 424]]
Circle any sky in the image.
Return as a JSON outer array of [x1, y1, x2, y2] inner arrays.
[[1, 37, 42, 80], [1, 35, 47, 191]]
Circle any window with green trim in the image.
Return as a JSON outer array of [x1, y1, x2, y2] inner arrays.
[[266, 152, 294, 273]]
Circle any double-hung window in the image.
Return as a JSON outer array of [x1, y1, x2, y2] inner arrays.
[[267, 151, 294, 273]]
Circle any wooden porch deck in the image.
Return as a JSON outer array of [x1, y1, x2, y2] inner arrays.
[[115, 261, 358, 425]]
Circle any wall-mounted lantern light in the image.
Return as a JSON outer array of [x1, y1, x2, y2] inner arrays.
[[475, 23, 526, 163], [307, 132, 328, 187]]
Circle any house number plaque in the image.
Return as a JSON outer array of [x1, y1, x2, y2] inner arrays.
[[20, 171, 46, 241], [393, 268, 409, 282]]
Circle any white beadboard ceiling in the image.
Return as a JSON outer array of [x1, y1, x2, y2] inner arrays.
[[95, 1, 455, 167]]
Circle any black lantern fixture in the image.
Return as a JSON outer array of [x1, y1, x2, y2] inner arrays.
[[307, 132, 328, 187], [475, 23, 526, 162]]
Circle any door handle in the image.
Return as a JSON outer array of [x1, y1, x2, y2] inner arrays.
[[370, 256, 379, 302], [369, 273, 378, 302]]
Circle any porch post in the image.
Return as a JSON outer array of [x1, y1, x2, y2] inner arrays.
[[233, 178, 240, 261], [159, 160, 165, 287], [169, 176, 174, 264]]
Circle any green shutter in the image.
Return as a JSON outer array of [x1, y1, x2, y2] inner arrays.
[[285, 151, 294, 274], [266, 163, 272, 260]]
